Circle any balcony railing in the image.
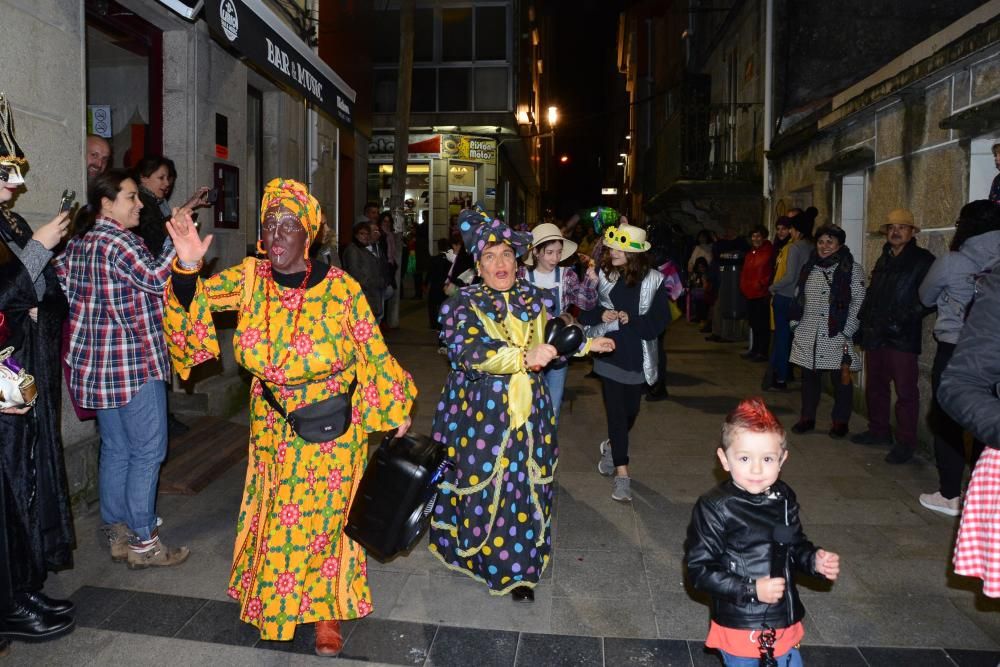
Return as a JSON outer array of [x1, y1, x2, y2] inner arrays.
[[643, 103, 760, 199]]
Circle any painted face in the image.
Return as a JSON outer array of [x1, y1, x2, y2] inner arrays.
[[816, 234, 841, 258], [750, 232, 765, 248], [86, 137, 111, 178], [478, 242, 516, 291], [609, 248, 628, 267], [534, 241, 563, 272], [885, 223, 915, 252], [0, 161, 23, 202], [141, 165, 171, 200], [261, 203, 308, 272], [716, 430, 787, 495], [102, 178, 144, 228]]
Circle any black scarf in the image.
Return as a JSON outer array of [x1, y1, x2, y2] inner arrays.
[[791, 245, 855, 336]]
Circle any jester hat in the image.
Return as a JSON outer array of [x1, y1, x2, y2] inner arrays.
[[458, 203, 532, 261]]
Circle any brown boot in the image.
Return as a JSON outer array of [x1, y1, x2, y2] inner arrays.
[[126, 540, 190, 570], [315, 620, 344, 657], [101, 523, 133, 563]]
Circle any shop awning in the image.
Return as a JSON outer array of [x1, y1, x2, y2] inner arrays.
[[205, 0, 356, 127]]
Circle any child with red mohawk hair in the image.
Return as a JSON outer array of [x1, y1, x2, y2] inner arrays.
[[685, 397, 840, 666]]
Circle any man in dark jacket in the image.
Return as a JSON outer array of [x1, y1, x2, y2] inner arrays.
[[853, 209, 935, 463]]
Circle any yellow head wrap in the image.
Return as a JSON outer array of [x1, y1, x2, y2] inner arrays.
[[260, 178, 322, 257]]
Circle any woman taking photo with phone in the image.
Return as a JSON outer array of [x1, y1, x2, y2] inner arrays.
[[0, 93, 76, 645], [133, 155, 212, 256]]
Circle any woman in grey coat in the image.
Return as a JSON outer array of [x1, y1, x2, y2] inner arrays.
[[788, 225, 865, 438], [342, 219, 386, 321], [917, 201, 1000, 516]]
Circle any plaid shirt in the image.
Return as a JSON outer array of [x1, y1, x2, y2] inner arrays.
[[54, 218, 175, 409]]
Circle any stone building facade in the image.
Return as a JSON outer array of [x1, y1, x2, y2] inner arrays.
[[769, 4, 1000, 439], [2, 0, 357, 511]]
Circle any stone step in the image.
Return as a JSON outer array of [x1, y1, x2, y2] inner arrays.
[[159, 416, 248, 495]]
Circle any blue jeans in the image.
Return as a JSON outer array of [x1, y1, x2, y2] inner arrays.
[[96, 379, 168, 541], [544, 364, 569, 424], [770, 294, 792, 383], [719, 647, 802, 666]]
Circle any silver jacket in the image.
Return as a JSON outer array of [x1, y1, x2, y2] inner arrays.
[[584, 269, 664, 385]]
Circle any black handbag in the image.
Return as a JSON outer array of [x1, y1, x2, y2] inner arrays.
[[259, 379, 354, 443], [345, 432, 452, 562]]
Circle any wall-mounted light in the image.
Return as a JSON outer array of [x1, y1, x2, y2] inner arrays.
[[547, 106, 559, 127], [559, 155, 570, 163], [619, 153, 627, 158], [625, 134, 631, 140], [616, 161, 624, 166]]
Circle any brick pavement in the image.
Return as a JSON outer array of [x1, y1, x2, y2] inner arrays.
[[13, 303, 1000, 666]]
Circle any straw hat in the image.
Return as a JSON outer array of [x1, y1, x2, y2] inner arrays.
[[603, 223, 651, 253], [883, 208, 920, 233], [524, 223, 578, 266]]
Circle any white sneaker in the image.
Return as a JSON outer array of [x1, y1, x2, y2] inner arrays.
[[918, 491, 961, 517], [598, 440, 614, 476]]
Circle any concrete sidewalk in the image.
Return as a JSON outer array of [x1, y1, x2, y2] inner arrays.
[[13, 304, 1000, 666]]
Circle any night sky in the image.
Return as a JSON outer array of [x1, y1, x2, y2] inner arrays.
[[543, 0, 630, 218]]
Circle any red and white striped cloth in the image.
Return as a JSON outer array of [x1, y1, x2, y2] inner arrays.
[[954, 447, 1000, 597]]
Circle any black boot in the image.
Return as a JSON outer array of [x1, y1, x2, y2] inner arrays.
[[511, 586, 535, 603], [0, 600, 75, 642], [645, 382, 669, 402], [16, 591, 74, 616]]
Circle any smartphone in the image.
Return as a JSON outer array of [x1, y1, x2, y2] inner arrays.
[[58, 189, 76, 215], [206, 188, 219, 205]]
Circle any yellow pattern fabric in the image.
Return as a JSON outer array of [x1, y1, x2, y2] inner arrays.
[[162, 257, 416, 641], [470, 301, 544, 430]]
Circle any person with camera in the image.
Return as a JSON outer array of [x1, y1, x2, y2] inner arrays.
[[133, 155, 212, 257], [0, 93, 76, 647], [162, 178, 415, 655]]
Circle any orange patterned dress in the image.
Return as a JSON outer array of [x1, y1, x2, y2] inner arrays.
[[163, 257, 416, 640]]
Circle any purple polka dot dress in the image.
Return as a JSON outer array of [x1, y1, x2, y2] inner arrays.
[[428, 279, 558, 595]]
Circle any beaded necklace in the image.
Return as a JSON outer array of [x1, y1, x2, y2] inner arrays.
[[262, 260, 312, 373]]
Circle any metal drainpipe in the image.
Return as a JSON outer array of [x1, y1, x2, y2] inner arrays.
[[762, 0, 775, 216]]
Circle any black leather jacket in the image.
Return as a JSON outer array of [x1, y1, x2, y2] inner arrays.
[[939, 272, 1000, 449], [858, 239, 935, 354], [685, 480, 822, 629]]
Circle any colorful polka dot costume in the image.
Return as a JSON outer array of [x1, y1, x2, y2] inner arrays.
[[429, 269, 560, 595]]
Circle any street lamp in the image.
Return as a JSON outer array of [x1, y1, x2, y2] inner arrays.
[[547, 105, 559, 128]]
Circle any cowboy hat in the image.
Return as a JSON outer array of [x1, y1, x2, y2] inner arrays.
[[524, 223, 578, 266]]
